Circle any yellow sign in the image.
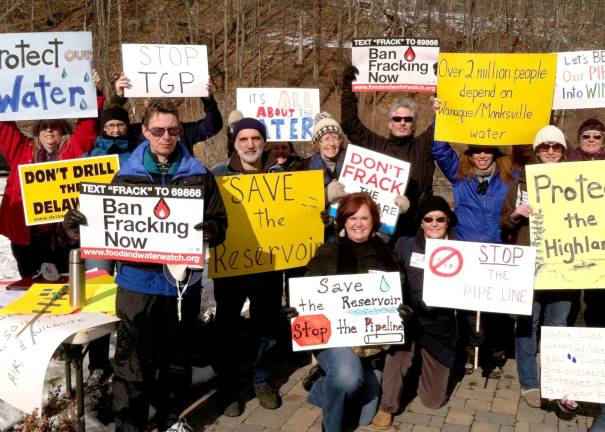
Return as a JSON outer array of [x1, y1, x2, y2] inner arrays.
[[19, 155, 119, 226], [82, 283, 117, 314], [526, 161, 605, 289], [435, 53, 557, 145], [209, 171, 325, 278]]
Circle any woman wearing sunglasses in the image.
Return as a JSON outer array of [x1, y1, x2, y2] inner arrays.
[[568, 118, 605, 162], [500, 125, 572, 409]]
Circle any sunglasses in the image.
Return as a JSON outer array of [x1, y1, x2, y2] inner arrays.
[[148, 127, 180, 137], [422, 216, 447, 224], [581, 134, 603, 140], [39, 122, 62, 130], [391, 116, 414, 123], [537, 143, 564, 153]]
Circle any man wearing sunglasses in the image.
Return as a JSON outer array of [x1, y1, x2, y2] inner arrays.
[[340, 65, 436, 241]]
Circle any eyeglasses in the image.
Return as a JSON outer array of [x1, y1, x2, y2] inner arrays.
[[320, 135, 340, 145], [105, 122, 127, 130], [537, 143, 565, 153], [422, 216, 447, 224], [148, 127, 180, 137], [581, 134, 603, 140], [39, 122, 61, 131], [391, 116, 414, 123]]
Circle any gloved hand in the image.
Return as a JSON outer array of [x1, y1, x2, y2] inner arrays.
[[64, 209, 87, 229], [326, 181, 347, 203], [320, 209, 331, 228], [342, 65, 359, 83], [393, 195, 410, 214], [282, 306, 299, 319], [194, 220, 219, 244], [397, 304, 414, 325]]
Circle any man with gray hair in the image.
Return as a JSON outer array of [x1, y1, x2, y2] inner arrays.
[[340, 65, 436, 240]]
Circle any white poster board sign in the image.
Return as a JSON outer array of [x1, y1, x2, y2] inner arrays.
[[541, 326, 605, 403], [352, 37, 439, 92], [79, 182, 205, 265], [0, 312, 120, 414], [236, 88, 320, 141], [0, 32, 97, 121], [553, 50, 605, 109], [423, 239, 535, 315], [288, 272, 404, 352], [121, 44, 209, 97], [330, 144, 410, 234]]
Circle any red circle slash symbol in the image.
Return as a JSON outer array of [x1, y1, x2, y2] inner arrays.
[[429, 246, 463, 277], [291, 314, 331, 347]]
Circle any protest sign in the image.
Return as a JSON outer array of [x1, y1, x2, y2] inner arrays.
[[0, 312, 120, 414], [526, 161, 605, 289], [121, 44, 209, 97], [18, 155, 119, 226], [541, 326, 605, 403], [236, 88, 320, 141], [288, 272, 404, 351], [553, 50, 605, 109], [0, 32, 97, 121], [209, 171, 324, 278], [352, 37, 439, 92], [435, 53, 557, 145], [330, 144, 410, 234], [78, 182, 205, 265], [423, 239, 535, 315]]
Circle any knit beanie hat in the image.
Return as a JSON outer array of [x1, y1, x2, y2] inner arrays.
[[312, 112, 345, 145], [101, 106, 130, 127], [415, 195, 457, 227], [578, 117, 605, 136], [227, 110, 244, 129], [233, 117, 267, 141], [532, 125, 566, 149]]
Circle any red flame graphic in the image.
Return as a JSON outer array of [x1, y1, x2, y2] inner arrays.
[[404, 46, 416, 62], [154, 197, 170, 219]]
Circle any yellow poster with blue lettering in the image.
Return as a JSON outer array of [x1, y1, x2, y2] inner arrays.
[[18, 155, 119, 226], [435, 53, 557, 145], [209, 171, 325, 278], [526, 161, 605, 289]]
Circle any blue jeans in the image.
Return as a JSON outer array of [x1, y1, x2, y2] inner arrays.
[[590, 404, 605, 431], [308, 348, 382, 432], [515, 296, 572, 390]]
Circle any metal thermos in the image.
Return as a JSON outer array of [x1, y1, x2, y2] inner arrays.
[[69, 249, 86, 308]]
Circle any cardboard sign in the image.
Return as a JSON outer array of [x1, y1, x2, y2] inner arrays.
[[18, 155, 119, 226], [541, 326, 605, 403], [121, 44, 209, 97], [236, 88, 320, 141], [0, 312, 120, 414], [78, 182, 205, 265], [435, 53, 557, 145], [288, 272, 404, 351], [209, 171, 325, 278], [352, 37, 439, 92], [553, 50, 605, 109], [330, 144, 410, 234], [526, 161, 605, 289], [423, 239, 535, 315], [0, 32, 97, 121]]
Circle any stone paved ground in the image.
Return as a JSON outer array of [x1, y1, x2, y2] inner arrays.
[[189, 359, 598, 432]]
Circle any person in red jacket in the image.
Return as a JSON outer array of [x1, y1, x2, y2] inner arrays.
[[0, 70, 104, 277]]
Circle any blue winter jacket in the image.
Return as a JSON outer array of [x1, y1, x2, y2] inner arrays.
[[432, 141, 515, 243], [85, 134, 136, 165]]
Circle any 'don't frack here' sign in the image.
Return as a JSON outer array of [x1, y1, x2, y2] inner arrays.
[[0, 32, 98, 121], [209, 171, 325, 278], [236, 88, 320, 141], [18, 155, 119, 226], [288, 272, 404, 351], [78, 182, 205, 265], [352, 37, 439, 92], [330, 144, 410, 234], [435, 53, 557, 145], [552, 50, 605, 109]]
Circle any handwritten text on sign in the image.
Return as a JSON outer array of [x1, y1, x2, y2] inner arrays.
[[553, 50, 605, 110], [541, 326, 605, 403], [288, 272, 404, 351], [331, 144, 410, 234], [18, 155, 119, 226], [352, 37, 439, 93], [236, 88, 320, 141], [209, 171, 325, 278], [0, 32, 97, 121], [527, 161, 605, 289], [0, 312, 119, 414], [121, 44, 209, 97], [423, 239, 535, 315], [435, 53, 557, 145], [78, 182, 205, 265]]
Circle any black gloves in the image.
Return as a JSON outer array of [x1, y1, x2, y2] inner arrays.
[[194, 220, 219, 244], [63, 209, 87, 230], [398, 304, 414, 325], [342, 65, 359, 83], [282, 306, 299, 320], [320, 209, 331, 229]]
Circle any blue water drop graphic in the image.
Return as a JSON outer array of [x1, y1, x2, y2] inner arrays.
[[61, 69, 68, 79], [79, 99, 88, 110], [379, 276, 390, 293], [83, 72, 90, 82], [567, 353, 577, 363]]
